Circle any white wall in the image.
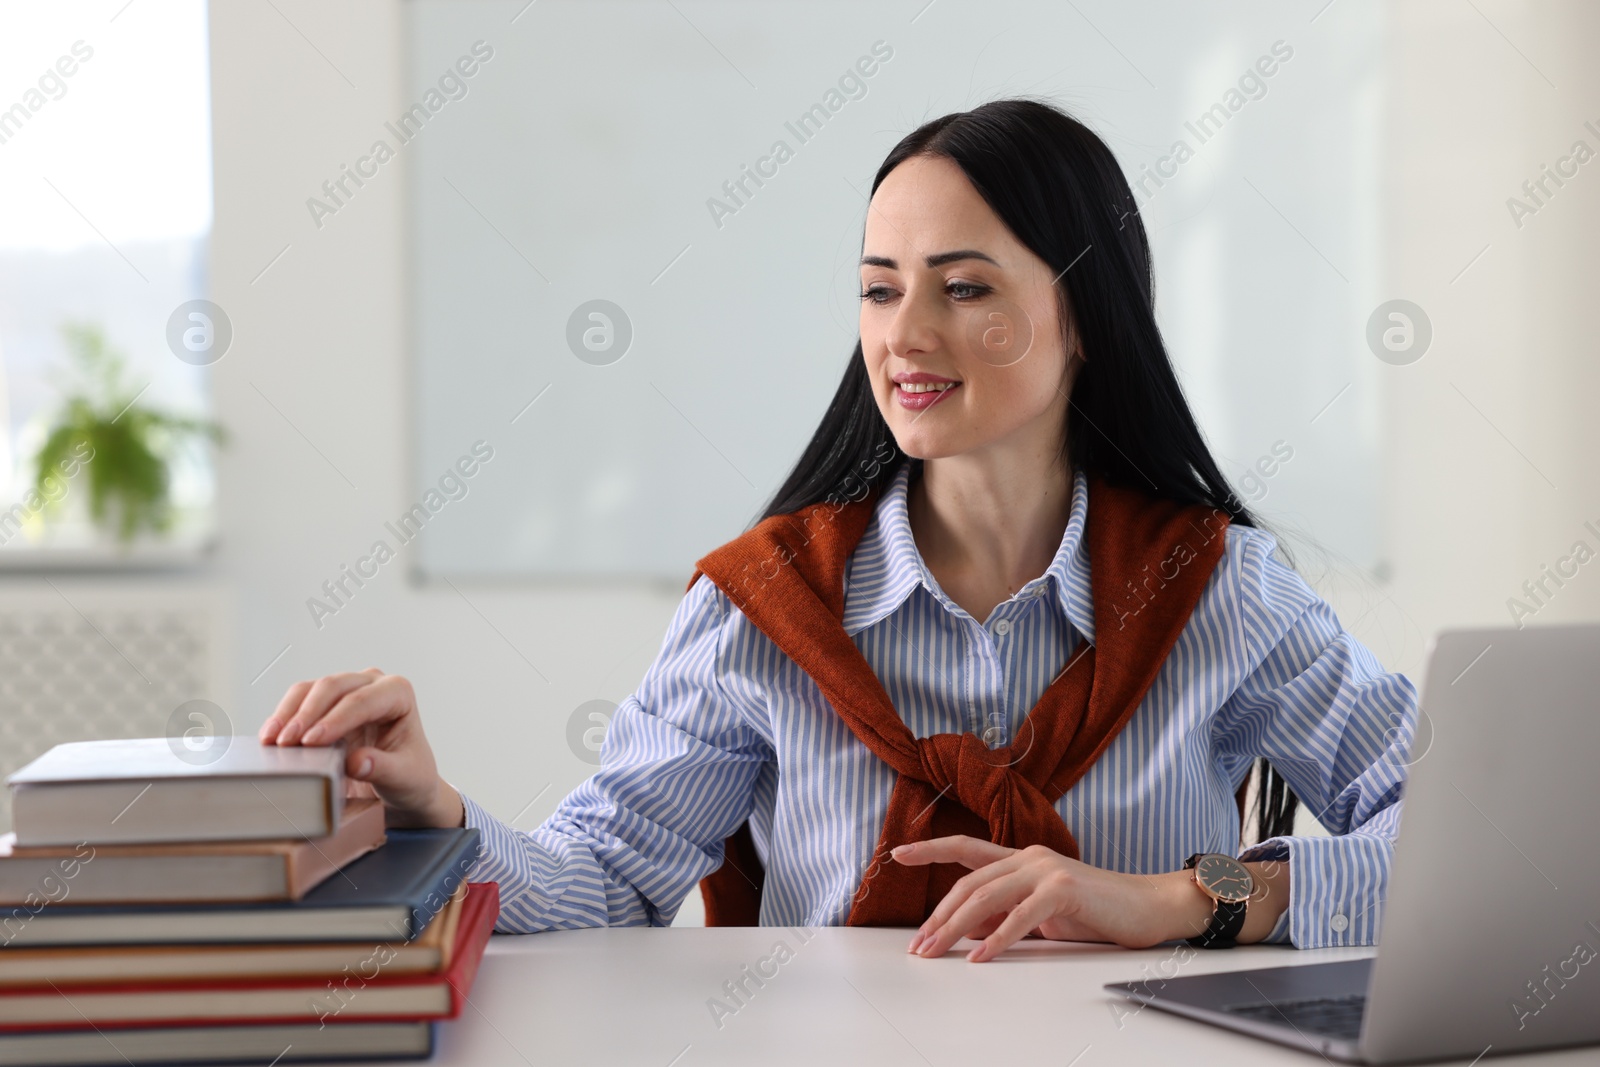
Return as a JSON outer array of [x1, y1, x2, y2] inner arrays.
[[1376, 0, 1600, 670], [205, 0, 1600, 900], [208, 0, 683, 868]]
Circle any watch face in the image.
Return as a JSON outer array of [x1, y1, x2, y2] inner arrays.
[[1194, 854, 1253, 904]]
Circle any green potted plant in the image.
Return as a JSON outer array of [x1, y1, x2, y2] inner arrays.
[[30, 321, 226, 545]]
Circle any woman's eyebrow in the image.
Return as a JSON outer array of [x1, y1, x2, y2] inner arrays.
[[859, 249, 1000, 269]]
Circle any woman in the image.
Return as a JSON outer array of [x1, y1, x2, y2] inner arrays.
[[262, 98, 1416, 962]]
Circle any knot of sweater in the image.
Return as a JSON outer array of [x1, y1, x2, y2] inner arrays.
[[915, 731, 1025, 841]]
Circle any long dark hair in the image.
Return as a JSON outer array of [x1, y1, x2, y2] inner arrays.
[[761, 98, 1299, 844]]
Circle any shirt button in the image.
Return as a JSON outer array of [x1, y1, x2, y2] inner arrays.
[[982, 726, 1006, 746], [993, 619, 1012, 636], [1330, 913, 1349, 933]]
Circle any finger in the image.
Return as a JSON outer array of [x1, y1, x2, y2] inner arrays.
[[300, 675, 413, 746], [346, 744, 408, 792], [913, 851, 1027, 946], [275, 673, 379, 745], [916, 871, 1035, 959], [893, 835, 1016, 869], [260, 680, 314, 742], [965, 915, 1005, 941], [916, 871, 1033, 958], [967, 890, 1060, 963], [909, 914, 1004, 954], [273, 668, 379, 742]]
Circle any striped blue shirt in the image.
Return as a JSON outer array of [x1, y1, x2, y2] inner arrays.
[[461, 463, 1418, 948]]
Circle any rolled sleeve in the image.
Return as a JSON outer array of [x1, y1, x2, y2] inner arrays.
[[1221, 531, 1419, 948], [459, 791, 608, 931], [458, 576, 769, 933], [1243, 813, 1400, 947]]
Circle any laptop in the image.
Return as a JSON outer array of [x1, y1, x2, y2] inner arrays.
[[1104, 622, 1600, 1063]]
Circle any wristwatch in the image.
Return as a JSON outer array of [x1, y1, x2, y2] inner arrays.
[[1183, 852, 1253, 949]]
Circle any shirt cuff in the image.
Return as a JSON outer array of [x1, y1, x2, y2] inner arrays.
[[458, 789, 548, 914], [1240, 832, 1388, 948]]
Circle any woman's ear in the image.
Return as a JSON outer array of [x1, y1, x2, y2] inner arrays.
[[1057, 300, 1084, 364]]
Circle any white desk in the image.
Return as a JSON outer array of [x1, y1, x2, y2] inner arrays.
[[385, 928, 1595, 1066]]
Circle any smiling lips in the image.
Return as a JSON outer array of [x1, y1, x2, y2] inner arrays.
[[893, 372, 960, 411]]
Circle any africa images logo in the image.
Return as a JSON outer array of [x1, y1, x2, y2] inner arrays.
[[304, 41, 495, 230]]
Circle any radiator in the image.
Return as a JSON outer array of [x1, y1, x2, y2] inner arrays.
[[0, 579, 231, 833]]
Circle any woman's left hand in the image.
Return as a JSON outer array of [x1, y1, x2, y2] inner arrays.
[[893, 836, 1212, 962]]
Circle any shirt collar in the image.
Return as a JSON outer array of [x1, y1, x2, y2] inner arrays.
[[841, 462, 1097, 643]]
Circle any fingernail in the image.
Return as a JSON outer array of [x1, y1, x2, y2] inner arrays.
[[301, 726, 323, 744], [358, 756, 373, 777], [906, 934, 922, 954], [891, 844, 912, 857]]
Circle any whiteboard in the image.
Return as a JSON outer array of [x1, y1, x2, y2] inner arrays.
[[407, 0, 1383, 581]]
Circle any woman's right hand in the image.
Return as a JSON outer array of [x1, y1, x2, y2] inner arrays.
[[259, 668, 464, 829]]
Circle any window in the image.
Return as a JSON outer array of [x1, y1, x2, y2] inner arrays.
[[0, 0, 216, 557]]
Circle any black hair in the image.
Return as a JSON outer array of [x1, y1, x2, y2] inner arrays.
[[760, 97, 1299, 844]]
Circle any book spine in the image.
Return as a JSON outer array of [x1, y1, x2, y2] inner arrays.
[[440, 883, 497, 1019]]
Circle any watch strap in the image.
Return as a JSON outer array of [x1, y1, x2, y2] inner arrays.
[[1188, 898, 1247, 949]]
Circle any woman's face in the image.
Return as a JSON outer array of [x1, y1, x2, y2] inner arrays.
[[859, 153, 1078, 464]]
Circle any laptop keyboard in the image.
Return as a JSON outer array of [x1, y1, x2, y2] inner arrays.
[[1223, 993, 1366, 1039]]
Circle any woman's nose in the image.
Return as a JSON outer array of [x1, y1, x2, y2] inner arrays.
[[884, 286, 942, 359]]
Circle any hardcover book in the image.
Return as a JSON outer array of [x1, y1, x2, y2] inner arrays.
[[0, 797, 385, 905], [0, 1021, 433, 1066], [0, 881, 464, 987], [0, 828, 482, 949], [7, 739, 347, 847], [0, 882, 497, 1030]]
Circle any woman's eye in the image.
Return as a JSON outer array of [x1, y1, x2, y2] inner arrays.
[[858, 282, 989, 304]]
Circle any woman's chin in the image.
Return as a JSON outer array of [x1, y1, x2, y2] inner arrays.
[[887, 428, 975, 463]]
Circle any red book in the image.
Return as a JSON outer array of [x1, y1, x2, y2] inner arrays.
[[0, 882, 499, 1033]]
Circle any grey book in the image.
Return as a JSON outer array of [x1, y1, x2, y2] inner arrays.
[[6, 739, 344, 847], [0, 1022, 432, 1066]]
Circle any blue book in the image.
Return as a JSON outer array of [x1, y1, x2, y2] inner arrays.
[[0, 829, 481, 949]]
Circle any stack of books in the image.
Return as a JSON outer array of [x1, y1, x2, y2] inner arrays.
[[0, 739, 494, 1066]]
